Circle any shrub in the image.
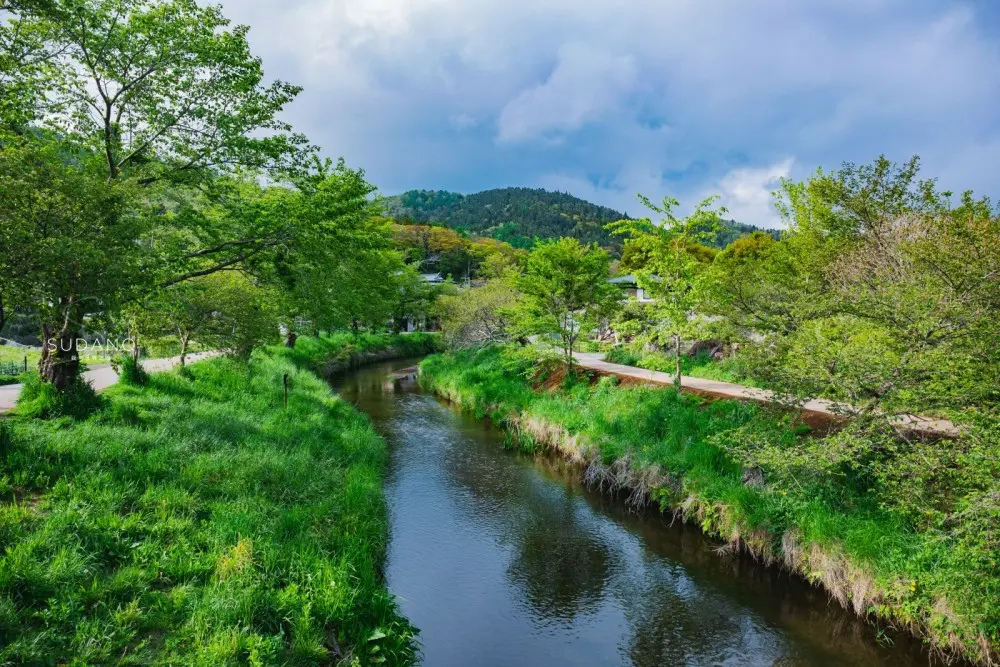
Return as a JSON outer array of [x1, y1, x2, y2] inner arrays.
[[15, 371, 103, 420], [604, 346, 640, 366], [111, 353, 150, 386]]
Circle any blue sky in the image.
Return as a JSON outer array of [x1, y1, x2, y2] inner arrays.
[[220, 0, 1000, 227]]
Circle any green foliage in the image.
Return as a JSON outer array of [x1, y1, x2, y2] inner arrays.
[[6, 0, 307, 180], [0, 341, 418, 664], [272, 332, 442, 375], [14, 369, 103, 420], [603, 346, 641, 367], [391, 222, 526, 282], [385, 187, 628, 255], [385, 188, 775, 257], [514, 237, 618, 365], [110, 353, 149, 387], [608, 195, 729, 386], [435, 268, 521, 348]]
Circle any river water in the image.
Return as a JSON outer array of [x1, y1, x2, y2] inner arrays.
[[334, 358, 943, 667]]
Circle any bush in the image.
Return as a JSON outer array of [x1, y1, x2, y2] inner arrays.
[[604, 346, 640, 366], [111, 353, 149, 386], [15, 371, 103, 420]]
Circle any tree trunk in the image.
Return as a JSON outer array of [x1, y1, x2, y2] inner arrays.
[[674, 333, 682, 391], [40, 326, 80, 391], [285, 330, 297, 348], [179, 333, 189, 367]]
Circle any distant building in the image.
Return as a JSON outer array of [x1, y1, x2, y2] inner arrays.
[[421, 273, 444, 284], [608, 274, 655, 303]]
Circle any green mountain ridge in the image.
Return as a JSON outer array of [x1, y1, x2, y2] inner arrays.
[[383, 187, 779, 254]]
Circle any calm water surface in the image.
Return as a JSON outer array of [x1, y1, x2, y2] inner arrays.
[[334, 359, 945, 667]]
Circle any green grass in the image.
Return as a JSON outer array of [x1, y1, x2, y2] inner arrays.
[[604, 346, 758, 387], [274, 332, 440, 376], [0, 336, 420, 665], [420, 345, 998, 665]]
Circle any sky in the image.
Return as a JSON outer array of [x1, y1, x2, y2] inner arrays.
[[218, 0, 1000, 228]]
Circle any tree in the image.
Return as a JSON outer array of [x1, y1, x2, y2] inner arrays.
[[515, 237, 617, 366], [258, 159, 403, 343], [0, 135, 148, 389], [435, 268, 521, 348], [608, 195, 727, 388], [12, 0, 307, 182], [1, 0, 309, 389]]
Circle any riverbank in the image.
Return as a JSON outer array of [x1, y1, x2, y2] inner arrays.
[[419, 346, 997, 666], [0, 335, 422, 664], [276, 332, 441, 378]]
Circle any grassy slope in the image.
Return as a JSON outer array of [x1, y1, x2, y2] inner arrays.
[[0, 335, 429, 665], [419, 346, 997, 666]]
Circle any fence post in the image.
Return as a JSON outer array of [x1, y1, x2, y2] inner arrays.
[[23, 356, 27, 373], [283, 373, 289, 409]]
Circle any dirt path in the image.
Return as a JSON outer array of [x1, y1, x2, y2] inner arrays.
[[574, 352, 961, 438], [0, 352, 217, 414]]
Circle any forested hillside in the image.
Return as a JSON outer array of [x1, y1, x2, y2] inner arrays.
[[384, 187, 777, 254]]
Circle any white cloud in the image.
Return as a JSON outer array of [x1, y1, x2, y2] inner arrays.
[[214, 0, 1000, 215], [449, 113, 478, 130], [715, 159, 794, 229], [496, 43, 638, 143]]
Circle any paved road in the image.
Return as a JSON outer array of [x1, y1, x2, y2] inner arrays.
[[0, 352, 217, 414], [575, 352, 962, 438]]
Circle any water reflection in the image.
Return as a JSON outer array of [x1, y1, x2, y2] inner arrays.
[[334, 360, 955, 667]]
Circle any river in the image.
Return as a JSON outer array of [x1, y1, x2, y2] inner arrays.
[[334, 358, 943, 667]]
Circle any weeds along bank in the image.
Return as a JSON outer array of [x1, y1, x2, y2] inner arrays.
[[0, 335, 423, 665], [277, 332, 441, 378], [419, 345, 998, 666]]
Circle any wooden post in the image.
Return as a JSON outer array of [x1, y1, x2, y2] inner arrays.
[[283, 373, 289, 409], [23, 356, 27, 373]]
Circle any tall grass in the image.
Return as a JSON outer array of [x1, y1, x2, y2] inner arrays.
[[0, 337, 419, 665], [420, 345, 998, 666]]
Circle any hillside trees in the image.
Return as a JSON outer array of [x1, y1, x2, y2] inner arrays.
[[391, 221, 526, 281]]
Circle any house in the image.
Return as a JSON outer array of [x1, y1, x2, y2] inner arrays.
[[608, 274, 655, 303]]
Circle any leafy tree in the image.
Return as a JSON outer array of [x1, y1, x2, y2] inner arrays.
[[515, 237, 618, 366], [1, 0, 310, 388], [435, 268, 521, 348], [0, 135, 147, 389], [609, 195, 727, 388], [390, 267, 454, 333], [256, 159, 403, 343]]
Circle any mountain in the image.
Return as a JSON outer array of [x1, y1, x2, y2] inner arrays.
[[383, 187, 779, 254]]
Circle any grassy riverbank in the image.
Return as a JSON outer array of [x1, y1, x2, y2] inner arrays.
[[0, 335, 421, 665], [276, 332, 440, 377], [419, 345, 998, 666]]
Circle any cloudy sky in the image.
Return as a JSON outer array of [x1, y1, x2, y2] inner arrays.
[[219, 0, 1000, 227]]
